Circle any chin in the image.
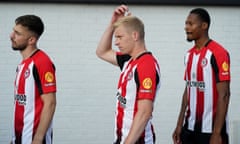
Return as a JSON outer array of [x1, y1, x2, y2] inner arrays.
[[187, 38, 193, 42]]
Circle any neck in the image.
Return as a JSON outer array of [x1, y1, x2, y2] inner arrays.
[[21, 46, 38, 60], [132, 49, 147, 60], [195, 36, 210, 50]]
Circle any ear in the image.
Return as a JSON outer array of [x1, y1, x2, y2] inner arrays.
[[202, 22, 208, 30], [28, 36, 37, 45], [132, 31, 139, 41]]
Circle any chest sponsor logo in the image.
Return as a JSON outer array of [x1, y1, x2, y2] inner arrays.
[[187, 81, 205, 91], [116, 92, 126, 108], [15, 94, 26, 105]]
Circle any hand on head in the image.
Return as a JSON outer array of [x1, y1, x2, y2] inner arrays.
[[111, 4, 131, 24]]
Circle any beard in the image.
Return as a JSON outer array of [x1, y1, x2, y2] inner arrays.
[[187, 38, 193, 42], [11, 41, 27, 51]]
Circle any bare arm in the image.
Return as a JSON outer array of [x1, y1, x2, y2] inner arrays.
[[32, 92, 56, 144], [96, 5, 129, 65], [210, 81, 230, 144], [124, 99, 153, 144], [172, 86, 188, 144]]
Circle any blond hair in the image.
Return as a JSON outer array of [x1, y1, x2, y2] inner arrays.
[[113, 16, 145, 40]]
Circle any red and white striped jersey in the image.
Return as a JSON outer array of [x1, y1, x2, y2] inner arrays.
[[114, 52, 161, 144], [12, 50, 56, 144], [184, 40, 230, 133]]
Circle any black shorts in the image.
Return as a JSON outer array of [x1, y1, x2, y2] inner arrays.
[[113, 134, 155, 144], [180, 127, 229, 144]]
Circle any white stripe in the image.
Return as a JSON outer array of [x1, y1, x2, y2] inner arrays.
[[22, 62, 35, 144], [144, 120, 154, 144], [202, 50, 213, 133], [45, 122, 53, 144], [188, 53, 199, 131], [12, 64, 25, 142], [121, 65, 137, 144]]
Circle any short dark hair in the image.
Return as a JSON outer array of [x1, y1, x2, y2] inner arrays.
[[15, 15, 44, 38], [190, 8, 211, 29]]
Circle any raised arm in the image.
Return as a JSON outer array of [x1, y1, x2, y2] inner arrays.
[[96, 5, 129, 66]]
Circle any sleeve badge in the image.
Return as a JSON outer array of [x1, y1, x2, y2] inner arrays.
[[222, 61, 229, 72], [142, 78, 153, 89], [45, 72, 54, 83]]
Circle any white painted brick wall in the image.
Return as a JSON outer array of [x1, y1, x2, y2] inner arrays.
[[0, 3, 239, 144]]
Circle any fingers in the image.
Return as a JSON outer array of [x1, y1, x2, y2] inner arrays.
[[111, 4, 130, 24], [114, 4, 129, 16], [126, 12, 132, 16], [172, 132, 181, 144]]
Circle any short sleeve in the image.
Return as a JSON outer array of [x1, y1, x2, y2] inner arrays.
[[33, 54, 56, 95], [136, 56, 159, 101], [212, 50, 230, 82]]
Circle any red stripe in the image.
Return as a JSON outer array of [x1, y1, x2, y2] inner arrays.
[[15, 63, 29, 136], [185, 52, 194, 120], [116, 59, 134, 139]]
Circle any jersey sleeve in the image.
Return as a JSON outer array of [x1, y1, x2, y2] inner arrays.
[[135, 57, 160, 101], [33, 57, 56, 95], [212, 49, 230, 82]]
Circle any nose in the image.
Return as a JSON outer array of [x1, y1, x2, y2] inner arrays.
[[114, 38, 119, 46], [184, 24, 190, 33], [10, 32, 15, 39]]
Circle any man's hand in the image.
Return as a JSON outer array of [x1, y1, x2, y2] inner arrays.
[[210, 133, 222, 144], [172, 126, 182, 144], [32, 138, 43, 144], [111, 5, 129, 24]]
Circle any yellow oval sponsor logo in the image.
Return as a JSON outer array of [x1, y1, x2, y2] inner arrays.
[[222, 61, 229, 72], [45, 72, 54, 83], [142, 78, 152, 89]]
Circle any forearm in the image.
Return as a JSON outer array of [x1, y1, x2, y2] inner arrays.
[[213, 81, 230, 134], [96, 23, 118, 65], [176, 87, 188, 128], [96, 5, 128, 65], [124, 100, 153, 144], [96, 24, 114, 58], [33, 94, 56, 142], [213, 92, 230, 134]]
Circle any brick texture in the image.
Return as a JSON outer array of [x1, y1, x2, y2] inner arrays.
[[0, 3, 239, 144]]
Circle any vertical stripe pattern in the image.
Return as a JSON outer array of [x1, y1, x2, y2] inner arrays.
[[12, 50, 56, 144], [115, 52, 160, 144], [184, 40, 230, 133]]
